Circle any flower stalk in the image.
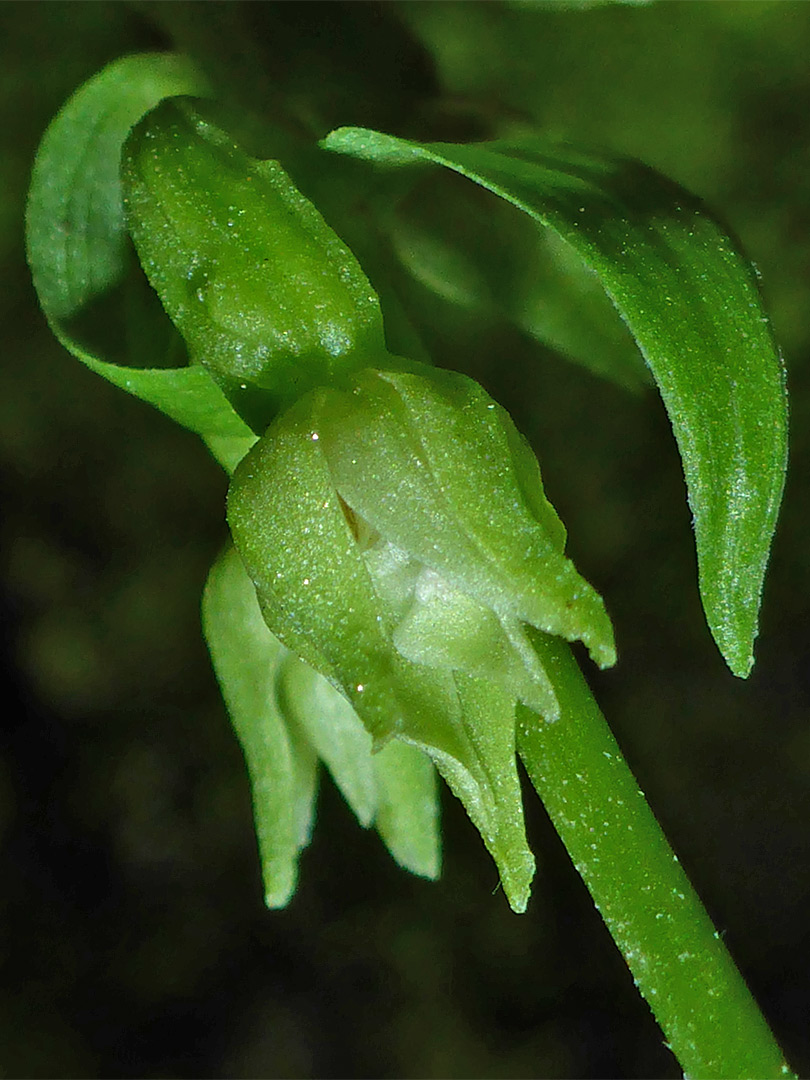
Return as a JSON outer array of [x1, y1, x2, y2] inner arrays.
[[518, 636, 794, 1080]]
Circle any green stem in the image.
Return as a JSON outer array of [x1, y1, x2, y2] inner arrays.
[[517, 638, 794, 1080]]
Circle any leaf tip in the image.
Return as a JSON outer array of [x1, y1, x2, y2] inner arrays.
[[321, 126, 419, 167], [701, 559, 767, 679], [720, 638, 755, 680]]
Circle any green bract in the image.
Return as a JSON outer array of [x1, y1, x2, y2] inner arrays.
[[227, 361, 616, 911], [122, 100, 387, 429], [324, 127, 788, 678], [24, 53, 257, 471]]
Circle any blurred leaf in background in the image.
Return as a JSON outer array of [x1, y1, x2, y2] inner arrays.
[[2, 3, 809, 1078]]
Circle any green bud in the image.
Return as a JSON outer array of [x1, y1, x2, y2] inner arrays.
[[227, 362, 615, 912], [122, 99, 386, 424]]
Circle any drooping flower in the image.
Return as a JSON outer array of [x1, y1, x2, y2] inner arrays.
[[228, 360, 615, 911], [121, 98, 617, 910]]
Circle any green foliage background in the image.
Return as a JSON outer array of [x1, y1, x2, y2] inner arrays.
[[1, 3, 809, 1077]]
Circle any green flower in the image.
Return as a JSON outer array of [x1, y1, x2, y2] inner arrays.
[[228, 360, 615, 911], [120, 96, 616, 911]]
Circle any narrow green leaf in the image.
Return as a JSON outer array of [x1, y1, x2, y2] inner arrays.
[[385, 178, 648, 391], [26, 53, 254, 456], [202, 546, 318, 909], [323, 127, 788, 677]]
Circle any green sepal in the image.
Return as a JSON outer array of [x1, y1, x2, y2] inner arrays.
[[279, 654, 441, 879], [452, 674, 536, 909], [279, 654, 380, 828], [202, 545, 318, 909], [203, 546, 440, 895], [372, 739, 441, 881]]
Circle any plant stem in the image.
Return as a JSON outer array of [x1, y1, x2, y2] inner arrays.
[[517, 638, 794, 1080]]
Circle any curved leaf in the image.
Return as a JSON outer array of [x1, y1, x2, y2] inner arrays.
[[384, 174, 649, 391], [323, 127, 788, 676], [26, 53, 255, 461]]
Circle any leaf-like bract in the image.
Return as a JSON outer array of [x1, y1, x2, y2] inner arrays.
[[323, 127, 788, 677], [26, 53, 255, 466]]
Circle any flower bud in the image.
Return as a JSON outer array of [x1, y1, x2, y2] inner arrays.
[[122, 99, 386, 424], [227, 362, 615, 911]]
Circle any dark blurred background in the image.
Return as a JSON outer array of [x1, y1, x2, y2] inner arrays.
[[2, 3, 809, 1077]]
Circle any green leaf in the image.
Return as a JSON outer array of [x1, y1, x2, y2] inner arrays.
[[202, 546, 318, 909], [121, 99, 388, 430], [384, 175, 648, 391], [26, 53, 255, 462], [27, 53, 205, 321], [323, 127, 788, 676]]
